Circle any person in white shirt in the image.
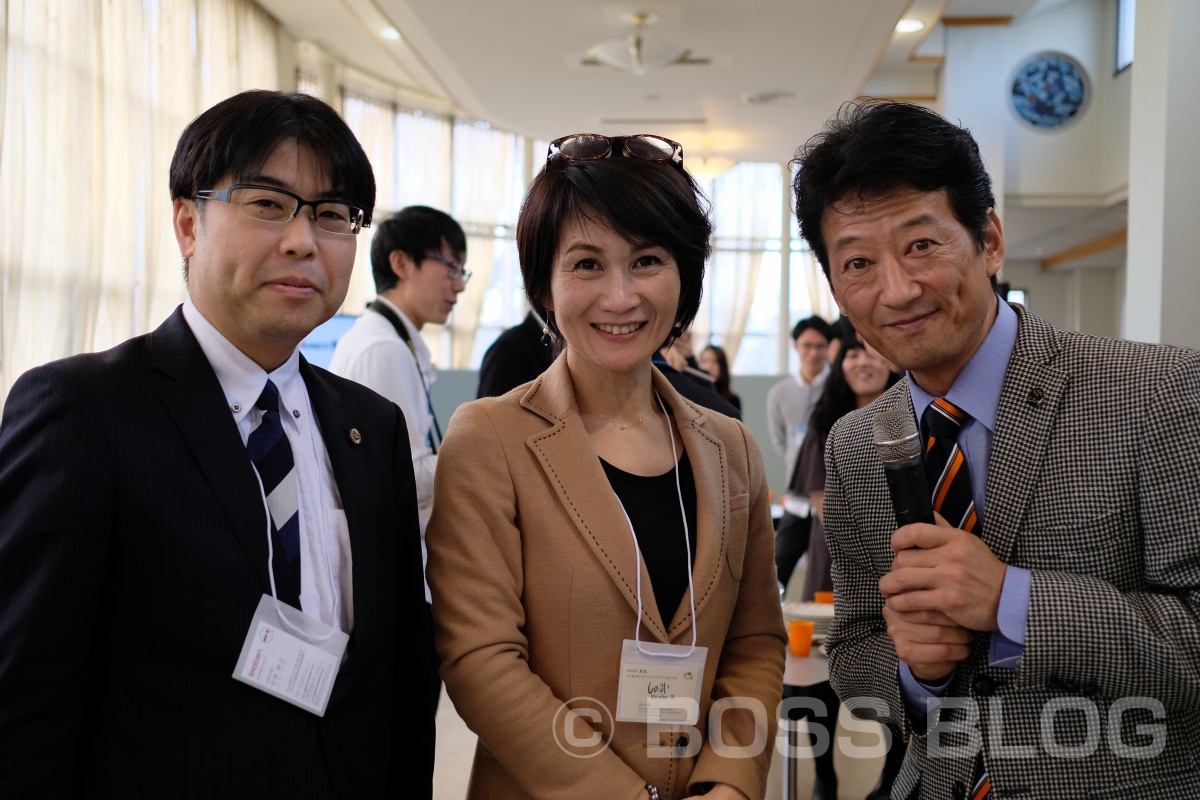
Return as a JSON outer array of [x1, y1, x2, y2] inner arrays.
[[329, 205, 467, 706], [765, 315, 834, 590]]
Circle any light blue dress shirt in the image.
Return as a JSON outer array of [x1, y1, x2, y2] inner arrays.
[[897, 297, 1030, 715]]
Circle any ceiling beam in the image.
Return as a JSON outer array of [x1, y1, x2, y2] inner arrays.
[[1041, 229, 1128, 270], [942, 16, 1013, 26]]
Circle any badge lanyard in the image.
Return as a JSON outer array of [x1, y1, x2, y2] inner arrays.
[[233, 410, 350, 718], [368, 300, 442, 452], [249, 427, 341, 642], [613, 390, 698, 657]]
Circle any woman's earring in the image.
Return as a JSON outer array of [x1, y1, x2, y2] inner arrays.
[[670, 321, 684, 339], [540, 325, 553, 347]]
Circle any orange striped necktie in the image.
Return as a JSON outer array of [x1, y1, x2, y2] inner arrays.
[[924, 398, 990, 798], [922, 398, 981, 535]]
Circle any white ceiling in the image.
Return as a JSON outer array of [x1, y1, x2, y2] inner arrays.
[[258, 0, 1126, 273]]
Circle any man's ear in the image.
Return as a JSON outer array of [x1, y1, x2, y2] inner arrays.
[[983, 208, 1006, 279], [173, 198, 199, 260], [389, 250, 416, 283]]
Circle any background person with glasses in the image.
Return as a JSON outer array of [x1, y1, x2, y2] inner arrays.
[[0, 90, 435, 796], [330, 205, 468, 709], [427, 134, 785, 800]]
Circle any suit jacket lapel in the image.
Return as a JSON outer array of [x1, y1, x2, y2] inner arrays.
[[522, 359, 666, 637], [984, 306, 1068, 562], [151, 307, 273, 594], [661, 371, 728, 638]]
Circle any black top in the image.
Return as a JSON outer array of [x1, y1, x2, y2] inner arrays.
[[600, 451, 698, 627]]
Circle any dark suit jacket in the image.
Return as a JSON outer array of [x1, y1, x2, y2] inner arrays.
[[476, 311, 556, 399], [823, 305, 1200, 799], [0, 307, 435, 798]]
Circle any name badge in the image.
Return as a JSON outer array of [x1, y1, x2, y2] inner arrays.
[[615, 639, 707, 725], [232, 595, 349, 716]]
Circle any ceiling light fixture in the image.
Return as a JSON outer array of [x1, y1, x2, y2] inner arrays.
[[895, 18, 925, 33], [380, 27, 402, 41], [587, 12, 690, 75]]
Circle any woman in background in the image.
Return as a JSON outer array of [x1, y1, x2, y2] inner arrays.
[[788, 335, 900, 800], [427, 133, 785, 800], [698, 344, 741, 412]]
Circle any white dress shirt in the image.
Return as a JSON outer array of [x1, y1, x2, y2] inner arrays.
[[182, 298, 354, 632], [329, 296, 436, 602]]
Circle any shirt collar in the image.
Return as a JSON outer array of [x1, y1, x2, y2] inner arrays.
[[908, 296, 1018, 433], [796, 362, 831, 388], [182, 297, 303, 427]]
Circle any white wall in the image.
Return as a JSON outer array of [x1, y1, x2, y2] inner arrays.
[[1003, 0, 1124, 200]]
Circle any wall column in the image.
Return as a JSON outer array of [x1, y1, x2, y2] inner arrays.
[[941, 20, 1011, 226], [1122, 0, 1200, 348]]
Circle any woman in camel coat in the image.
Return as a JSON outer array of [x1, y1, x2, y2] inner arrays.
[[426, 134, 785, 800]]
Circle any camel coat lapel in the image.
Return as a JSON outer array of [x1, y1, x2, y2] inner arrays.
[[520, 357, 729, 644]]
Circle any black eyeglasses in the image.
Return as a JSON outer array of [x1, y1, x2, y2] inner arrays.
[[195, 184, 368, 235], [547, 134, 684, 169], [424, 255, 472, 284]]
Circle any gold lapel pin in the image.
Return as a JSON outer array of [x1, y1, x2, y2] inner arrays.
[[1026, 388, 1045, 406], [348, 428, 362, 445]]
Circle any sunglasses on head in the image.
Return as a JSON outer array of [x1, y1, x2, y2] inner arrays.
[[547, 134, 685, 169]]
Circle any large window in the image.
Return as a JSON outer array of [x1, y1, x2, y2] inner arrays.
[[0, 0, 280, 398], [341, 96, 835, 374], [1116, 0, 1136, 73]]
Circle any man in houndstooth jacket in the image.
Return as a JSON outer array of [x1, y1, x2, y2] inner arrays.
[[791, 101, 1200, 799]]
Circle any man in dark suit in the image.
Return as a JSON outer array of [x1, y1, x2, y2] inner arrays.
[[477, 310, 557, 398], [793, 101, 1200, 798], [0, 90, 435, 797]]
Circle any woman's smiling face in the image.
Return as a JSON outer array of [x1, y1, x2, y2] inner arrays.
[[547, 215, 681, 382]]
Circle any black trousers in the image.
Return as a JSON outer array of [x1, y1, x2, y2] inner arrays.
[[775, 511, 813, 589]]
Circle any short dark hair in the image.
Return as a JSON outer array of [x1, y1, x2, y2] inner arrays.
[[516, 154, 712, 343], [792, 100, 996, 279], [170, 90, 375, 280], [791, 315, 834, 343], [808, 337, 901, 436], [370, 206, 467, 294]]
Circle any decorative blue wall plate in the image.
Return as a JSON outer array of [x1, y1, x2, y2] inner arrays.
[[1011, 52, 1089, 130]]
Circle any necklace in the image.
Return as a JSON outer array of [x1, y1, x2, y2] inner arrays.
[[581, 410, 649, 431]]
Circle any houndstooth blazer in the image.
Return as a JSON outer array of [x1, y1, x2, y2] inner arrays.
[[822, 303, 1200, 800]]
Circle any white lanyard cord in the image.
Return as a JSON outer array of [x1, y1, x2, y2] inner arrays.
[[618, 390, 697, 658], [250, 435, 341, 642]]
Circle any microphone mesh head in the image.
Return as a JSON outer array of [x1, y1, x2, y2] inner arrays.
[[873, 408, 922, 464]]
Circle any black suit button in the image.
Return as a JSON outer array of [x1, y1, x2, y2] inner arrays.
[[1061, 678, 1080, 694], [953, 781, 968, 800], [1047, 675, 1063, 692], [973, 675, 996, 697]]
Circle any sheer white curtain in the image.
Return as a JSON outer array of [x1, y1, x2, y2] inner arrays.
[[694, 162, 782, 369], [0, 0, 278, 398], [442, 120, 523, 369], [341, 93, 396, 313]]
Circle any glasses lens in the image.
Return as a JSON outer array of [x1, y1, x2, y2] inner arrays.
[[314, 202, 362, 235], [624, 136, 677, 162], [231, 187, 297, 223], [557, 135, 611, 161]]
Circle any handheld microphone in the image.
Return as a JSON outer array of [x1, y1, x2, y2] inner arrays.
[[873, 409, 935, 526]]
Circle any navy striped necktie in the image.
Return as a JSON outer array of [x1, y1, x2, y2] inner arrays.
[[247, 380, 301, 607]]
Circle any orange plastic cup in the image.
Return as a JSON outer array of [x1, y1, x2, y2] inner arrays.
[[813, 591, 834, 605], [787, 619, 815, 657]]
